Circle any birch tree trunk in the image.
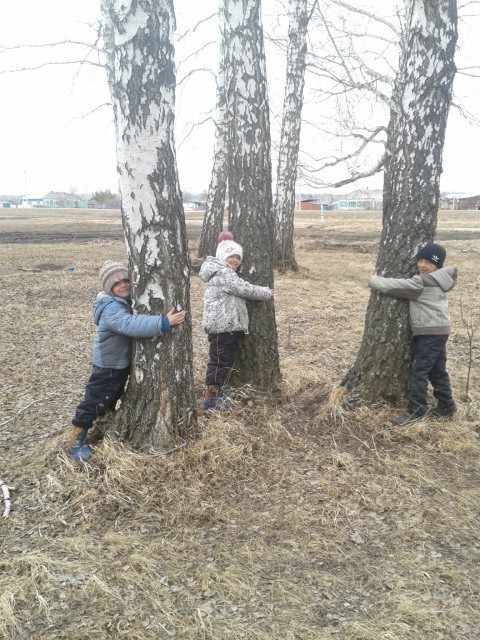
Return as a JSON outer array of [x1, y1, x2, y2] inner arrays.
[[223, 0, 281, 389], [197, 55, 229, 258], [342, 0, 457, 405], [101, 0, 197, 450], [273, 0, 309, 272]]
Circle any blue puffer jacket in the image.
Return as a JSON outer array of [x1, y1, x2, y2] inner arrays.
[[92, 293, 170, 369]]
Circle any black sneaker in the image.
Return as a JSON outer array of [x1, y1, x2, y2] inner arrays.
[[393, 408, 428, 426], [431, 405, 457, 418]]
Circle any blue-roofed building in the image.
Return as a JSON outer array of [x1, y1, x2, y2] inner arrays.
[[20, 195, 44, 208]]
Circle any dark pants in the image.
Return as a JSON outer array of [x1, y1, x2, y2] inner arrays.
[[205, 332, 244, 387], [408, 335, 455, 413], [73, 365, 130, 429]]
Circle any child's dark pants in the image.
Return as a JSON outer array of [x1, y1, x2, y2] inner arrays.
[[72, 365, 130, 429], [408, 335, 454, 413], [205, 331, 243, 387]]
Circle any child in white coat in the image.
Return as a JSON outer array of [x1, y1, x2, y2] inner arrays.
[[199, 232, 273, 409]]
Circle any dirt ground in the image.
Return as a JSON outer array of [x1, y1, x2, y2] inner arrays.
[[0, 207, 479, 639]]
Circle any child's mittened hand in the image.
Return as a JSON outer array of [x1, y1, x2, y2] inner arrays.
[[167, 307, 186, 326], [269, 289, 274, 299]]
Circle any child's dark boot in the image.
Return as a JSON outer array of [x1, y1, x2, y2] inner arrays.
[[201, 384, 221, 409], [431, 404, 457, 418], [201, 384, 232, 410], [393, 405, 430, 426], [68, 426, 92, 462]]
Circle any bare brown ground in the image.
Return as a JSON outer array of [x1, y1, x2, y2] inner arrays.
[[0, 208, 479, 639]]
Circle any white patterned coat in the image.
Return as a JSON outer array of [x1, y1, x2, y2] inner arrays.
[[199, 257, 272, 334]]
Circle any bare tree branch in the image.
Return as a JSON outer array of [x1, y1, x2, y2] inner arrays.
[[451, 101, 480, 126], [70, 103, 112, 120], [456, 66, 480, 78], [177, 115, 213, 149], [313, 6, 394, 107], [176, 40, 216, 72], [301, 151, 385, 190], [459, 1, 480, 9], [302, 126, 386, 173], [177, 67, 216, 87], [329, 154, 386, 188], [176, 12, 218, 42], [306, 58, 393, 106], [349, 49, 393, 87], [328, 0, 400, 35], [0, 39, 102, 53], [0, 60, 104, 75]]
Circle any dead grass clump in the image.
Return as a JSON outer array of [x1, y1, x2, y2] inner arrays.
[[58, 420, 263, 529], [0, 592, 18, 640], [318, 385, 350, 426]]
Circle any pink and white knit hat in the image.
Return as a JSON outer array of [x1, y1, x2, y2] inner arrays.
[[215, 231, 243, 263]]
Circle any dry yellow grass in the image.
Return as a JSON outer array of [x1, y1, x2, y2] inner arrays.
[[0, 208, 479, 639]]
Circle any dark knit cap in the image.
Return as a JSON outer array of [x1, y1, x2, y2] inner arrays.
[[416, 243, 446, 269]]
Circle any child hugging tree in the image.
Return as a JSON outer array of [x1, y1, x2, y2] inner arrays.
[[199, 231, 274, 409]]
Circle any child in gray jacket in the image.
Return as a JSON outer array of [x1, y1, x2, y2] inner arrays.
[[199, 232, 273, 409], [68, 260, 186, 462], [369, 243, 457, 426]]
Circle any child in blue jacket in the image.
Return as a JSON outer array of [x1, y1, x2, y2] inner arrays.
[[68, 260, 186, 462]]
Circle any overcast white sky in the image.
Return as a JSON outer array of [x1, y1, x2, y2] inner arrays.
[[0, 1, 479, 198]]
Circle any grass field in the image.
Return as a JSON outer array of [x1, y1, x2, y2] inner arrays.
[[0, 208, 479, 639]]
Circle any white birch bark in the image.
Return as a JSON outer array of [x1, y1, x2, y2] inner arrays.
[[101, 0, 196, 449], [197, 52, 229, 258], [222, 0, 281, 389], [343, 0, 458, 404], [274, 0, 310, 271]]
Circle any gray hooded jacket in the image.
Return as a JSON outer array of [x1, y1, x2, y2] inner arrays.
[[369, 266, 457, 335], [199, 256, 272, 334]]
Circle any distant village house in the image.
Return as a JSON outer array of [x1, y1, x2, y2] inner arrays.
[[298, 196, 332, 211], [18, 192, 121, 209], [43, 192, 88, 208], [334, 198, 378, 211], [88, 195, 121, 209], [20, 196, 45, 208], [297, 189, 383, 212], [441, 193, 480, 210]]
